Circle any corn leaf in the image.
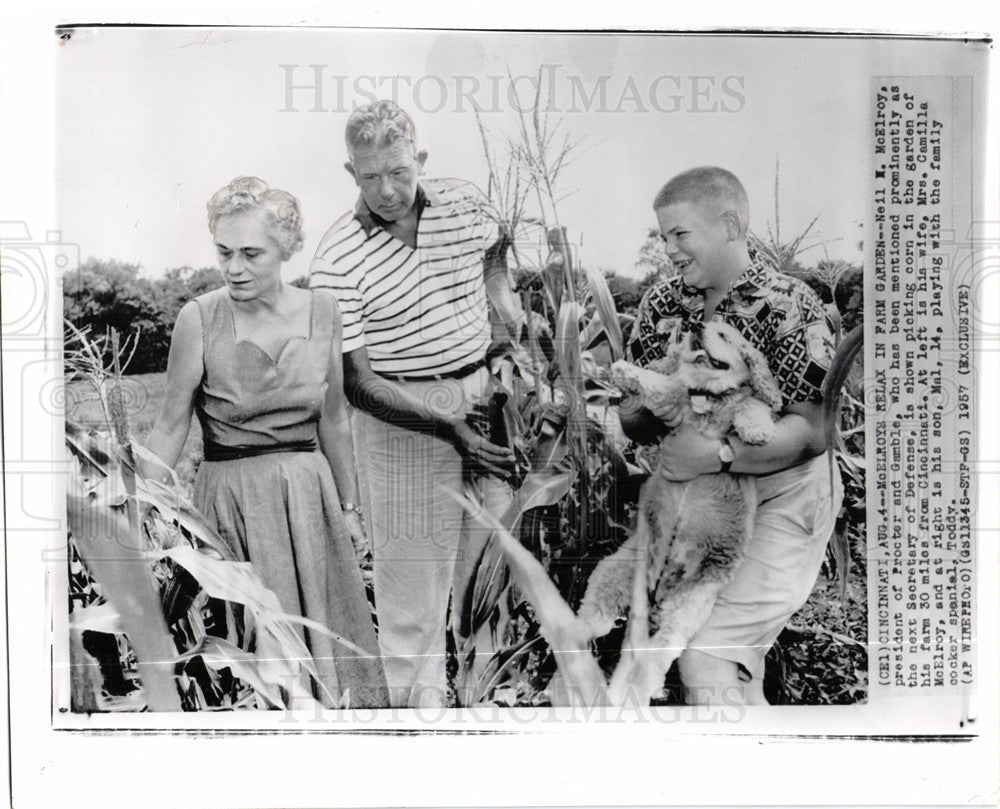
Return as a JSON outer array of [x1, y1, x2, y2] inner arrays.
[[180, 635, 334, 711], [65, 422, 115, 476], [458, 473, 572, 647], [531, 420, 568, 471], [474, 634, 544, 702], [89, 469, 129, 507], [446, 488, 607, 706], [133, 475, 236, 561], [466, 540, 509, 638], [67, 492, 182, 711], [152, 545, 372, 660], [178, 636, 285, 708], [583, 265, 624, 361], [577, 316, 604, 352], [554, 298, 585, 403], [503, 472, 572, 527], [69, 602, 123, 634], [823, 325, 864, 448]]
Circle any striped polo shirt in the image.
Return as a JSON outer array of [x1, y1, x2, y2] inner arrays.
[[309, 179, 498, 377]]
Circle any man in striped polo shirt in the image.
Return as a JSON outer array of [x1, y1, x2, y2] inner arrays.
[[310, 100, 522, 708]]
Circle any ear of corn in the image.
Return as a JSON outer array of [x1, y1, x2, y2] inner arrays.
[[64, 324, 344, 712]]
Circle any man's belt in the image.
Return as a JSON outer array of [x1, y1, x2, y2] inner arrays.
[[375, 357, 487, 383], [202, 438, 318, 462]]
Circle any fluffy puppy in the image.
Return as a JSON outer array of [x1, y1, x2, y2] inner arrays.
[[577, 320, 783, 701]]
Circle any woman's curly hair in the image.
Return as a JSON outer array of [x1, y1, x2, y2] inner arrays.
[[207, 176, 304, 260]]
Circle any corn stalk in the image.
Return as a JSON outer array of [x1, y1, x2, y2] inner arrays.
[[456, 82, 632, 704], [64, 323, 336, 712]]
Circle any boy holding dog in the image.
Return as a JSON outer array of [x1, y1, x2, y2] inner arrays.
[[623, 166, 843, 705]]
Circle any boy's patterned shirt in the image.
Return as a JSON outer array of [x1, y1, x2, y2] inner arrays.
[[628, 257, 837, 406]]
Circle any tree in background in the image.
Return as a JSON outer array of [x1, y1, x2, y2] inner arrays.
[[157, 266, 227, 311], [603, 269, 653, 316], [63, 259, 223, 374], [634, 228, 674, 281]]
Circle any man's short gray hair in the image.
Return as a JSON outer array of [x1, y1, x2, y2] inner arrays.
[[345, 100, 417, 161]]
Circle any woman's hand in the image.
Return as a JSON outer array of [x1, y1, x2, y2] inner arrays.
[[343, 510, 368, 549], [344, 511, 368, 551], [656, 423, 723, 482], [342, 510, 374, 583]]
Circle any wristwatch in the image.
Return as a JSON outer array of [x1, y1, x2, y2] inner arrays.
[[718, 437, 735, 473], [341, 502, 365, 523]]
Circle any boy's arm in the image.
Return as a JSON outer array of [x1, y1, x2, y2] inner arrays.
[[654, 399, 827, 481], [651, 278, 834, 480], [617, 284, 682, 444]]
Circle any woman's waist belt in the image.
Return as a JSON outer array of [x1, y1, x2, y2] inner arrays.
[[202, 438, 317, 462]]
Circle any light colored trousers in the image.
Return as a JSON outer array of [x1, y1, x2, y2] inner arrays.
[[352, 367, 510, 707], [688, 451, 845, 680]]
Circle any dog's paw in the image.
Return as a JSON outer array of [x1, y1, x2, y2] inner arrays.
[[609, 361, 641, 392], [732, 401, 778, 446], [737, 422, 776, 445], [577, 605, 618, 640]]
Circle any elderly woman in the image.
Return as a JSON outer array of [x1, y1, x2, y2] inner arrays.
[[144, 176, 387, 708]]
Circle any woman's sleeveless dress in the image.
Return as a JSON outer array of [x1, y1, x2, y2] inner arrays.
[[192, 287, 387, 707]]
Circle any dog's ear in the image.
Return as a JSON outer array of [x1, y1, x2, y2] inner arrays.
[[650, 319, 683, 375], [650, 346, 681, 376], [738, 341, 783, 411]]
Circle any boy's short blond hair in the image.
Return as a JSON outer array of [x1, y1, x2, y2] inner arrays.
[[653, 166, 750, 235]]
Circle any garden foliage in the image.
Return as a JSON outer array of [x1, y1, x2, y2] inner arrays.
[[63, 87, 866, 709], [63, 260, 223, 374], [65, 325, 349, 712]]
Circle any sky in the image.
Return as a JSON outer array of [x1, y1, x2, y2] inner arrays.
[[54, 28, 973, 281]]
